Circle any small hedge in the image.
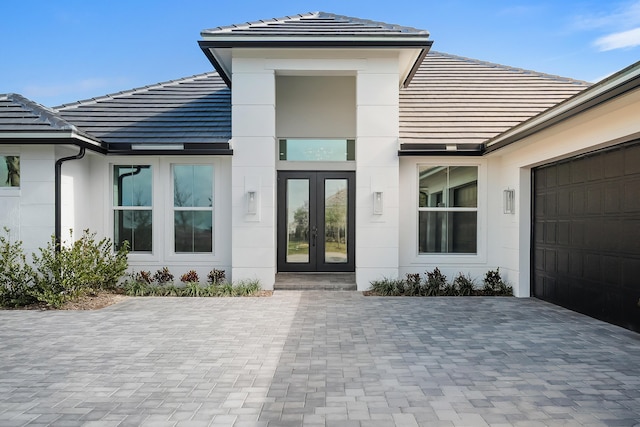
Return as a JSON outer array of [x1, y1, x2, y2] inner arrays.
[[0, 228, 129, 308], [122, 268, 262, 297], [368, 268, 512, 296]]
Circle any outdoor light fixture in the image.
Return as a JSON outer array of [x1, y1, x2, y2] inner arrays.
[[247, 191, 257, 215], [503, 189, 515, 214], [373, 191, 384, 215]]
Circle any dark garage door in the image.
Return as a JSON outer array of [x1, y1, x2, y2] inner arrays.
[[533, 140, 640, 332]]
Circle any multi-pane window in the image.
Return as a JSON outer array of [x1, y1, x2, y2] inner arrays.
[[0, 156, 20, 187], [113, 165, 152, 252], [418, 166, 478, 254], [173, 165, 213, 253]]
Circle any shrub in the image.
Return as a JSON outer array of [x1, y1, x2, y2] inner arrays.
[[232, 279, 261, 296], [425, 268, 447, 296], [154, 267, 174, 285], [207, 269, 226, 284], [31, 230, 129, 308], [180, 270, 199, 284], [453, 273, 475, 296], [0, 228, 35, 307], [124, 278, 150, 297], [404, 273, 421, 296], [482, 268, 512, 296]]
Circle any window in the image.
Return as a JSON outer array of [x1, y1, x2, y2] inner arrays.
[[113, 165, 152, 252], [173, 165, 213, 253], [418, 166, 478, 254], [0, 156, 20, 187], [279, 139, 355, 161]]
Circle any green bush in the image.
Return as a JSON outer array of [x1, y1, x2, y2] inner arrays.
[[30, 231, 129, 307], [368, 269, 510, 297], [425, 268, 447, 296], [482, 268, 512, 296], [452, 273, 475, 296], [0, 228, 35, 307]]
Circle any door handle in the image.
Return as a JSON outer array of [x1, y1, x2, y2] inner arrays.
[[311, 226, 317, 247]]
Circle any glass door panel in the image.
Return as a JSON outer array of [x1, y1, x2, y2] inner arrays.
[[324, 179, 348, 264], [278, 171, 354, 272], [286, 179, 310, 263]]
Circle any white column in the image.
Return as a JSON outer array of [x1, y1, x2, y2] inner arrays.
[[230, 58, 277, 289], [355, 59, 400, 290]]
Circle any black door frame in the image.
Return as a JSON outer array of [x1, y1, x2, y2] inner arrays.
[[277, 171, 356, 272]]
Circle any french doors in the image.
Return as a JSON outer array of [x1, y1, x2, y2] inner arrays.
[[277, 171, 355, 272]]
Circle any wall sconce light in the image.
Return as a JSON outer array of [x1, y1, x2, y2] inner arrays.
[[503, 189, 515, 214], [373, 191, 384, 215], [247, 191, 257, 215]]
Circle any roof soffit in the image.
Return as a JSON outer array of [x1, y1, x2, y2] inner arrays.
[[198, 12, 432, 88]]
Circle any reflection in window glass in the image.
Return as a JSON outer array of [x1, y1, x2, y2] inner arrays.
[[279, 139, 355, 161], [0, 156, 20, 187], [113, 165, 152, 252], [173, 165, 213, 253], [418, 166, 478, 254]]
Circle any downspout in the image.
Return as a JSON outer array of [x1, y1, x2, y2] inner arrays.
[[54, 146, 86, 250]]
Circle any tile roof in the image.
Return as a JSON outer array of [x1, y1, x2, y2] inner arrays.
[[0, 93, 87, 134], [56, 72, 231, 150], [201, 11, 429, 37], [399, 52, 592, 151]]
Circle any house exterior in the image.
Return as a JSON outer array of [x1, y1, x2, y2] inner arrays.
[[1, 12, 639, 330]]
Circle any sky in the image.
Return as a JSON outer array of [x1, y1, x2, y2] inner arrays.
[[1, 0, 639, 107]]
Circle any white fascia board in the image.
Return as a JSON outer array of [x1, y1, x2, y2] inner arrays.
[[200, 35, 430, 44], [0, 131, 102, 148]]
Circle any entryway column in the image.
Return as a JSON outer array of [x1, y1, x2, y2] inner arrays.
[[230, 58, 277, 289], [355, 59, 400, 290]]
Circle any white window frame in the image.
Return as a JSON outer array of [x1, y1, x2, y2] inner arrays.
[[413, 160, 487, 265], [109, 159, 158, 262], [170, 163, 214, 256], [165, 159, 216, 262]]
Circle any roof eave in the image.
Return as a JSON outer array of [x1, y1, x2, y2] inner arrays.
[[199, 38, 432, 89], [484, 60, 640, 154]]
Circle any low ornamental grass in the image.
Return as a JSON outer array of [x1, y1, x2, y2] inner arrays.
[[369, 268, 512, 297], [122, 268, 262, 297]]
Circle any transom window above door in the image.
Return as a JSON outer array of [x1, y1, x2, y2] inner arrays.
[[279, 139, 355, 162]]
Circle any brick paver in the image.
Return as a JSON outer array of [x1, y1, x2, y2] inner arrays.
[[1, 292, 639, 426]]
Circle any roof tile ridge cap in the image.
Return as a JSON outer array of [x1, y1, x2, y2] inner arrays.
[[202, 12, 317, 34], [55, 71, 221, 110], [317, 11, 428, 34], [430, 51, 591, 85], [7, 93, 78, 131]]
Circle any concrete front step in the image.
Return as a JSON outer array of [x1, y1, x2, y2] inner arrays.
[[274, 273, 357, 291]]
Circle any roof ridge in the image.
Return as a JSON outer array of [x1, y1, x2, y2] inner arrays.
[[3, 93, 79, 131], [55, 71, 222, 110], [429, 51, 591, 85], [201, 12, 317, 34], [315, 11, 428, 34], [201, 11, 429, 36]]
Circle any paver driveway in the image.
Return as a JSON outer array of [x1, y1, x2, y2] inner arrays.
[[1, 292, 639, 427]]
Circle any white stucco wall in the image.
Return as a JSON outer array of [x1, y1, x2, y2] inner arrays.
[[0, 145, 55, 255], [276, 75, 356, 138]]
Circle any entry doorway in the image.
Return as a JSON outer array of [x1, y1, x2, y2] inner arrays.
[[277, 171, 355, 272]]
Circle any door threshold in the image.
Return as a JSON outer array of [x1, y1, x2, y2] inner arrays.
[[275, 272, 356, 291]]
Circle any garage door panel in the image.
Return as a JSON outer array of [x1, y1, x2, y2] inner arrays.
[[623, 179, 640, 212], [605, 149, 624, 178], [533, 140, 640, 332], [624, 144, 640, 174], [604, 185, 621, 213]]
